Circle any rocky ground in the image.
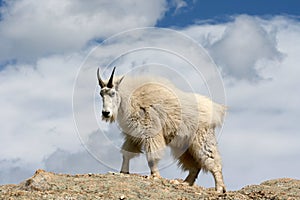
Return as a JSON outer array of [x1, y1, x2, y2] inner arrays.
[[0, 169, 299, 200]]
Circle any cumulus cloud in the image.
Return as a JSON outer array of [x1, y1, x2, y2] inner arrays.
[[207, 17, 300, 189], [0, 0, 167, 62], [0, 26, 225, 185], [182, 15, 284, 82], [0, 54, 84, 183], [0, 24, 221, 186], [178, 16, 300, 189], [209, 15, 283, 81]]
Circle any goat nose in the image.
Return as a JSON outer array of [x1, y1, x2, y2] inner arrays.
[[102, 111, 110, 117]]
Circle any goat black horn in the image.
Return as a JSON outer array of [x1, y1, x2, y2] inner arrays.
[[97, 68, 105, 88], [107, 67, 116, 88]]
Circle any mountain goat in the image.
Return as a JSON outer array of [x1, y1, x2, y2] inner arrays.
[[97, 67, 226, 193]]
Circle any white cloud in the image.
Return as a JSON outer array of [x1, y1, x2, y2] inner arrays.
[[195, 16, 300, 189], [0, 54, 84, 167], [0, 0, 167, 62], [0, 26, 225, 185], [208, 15, 283, 81], [171, 0, 188, 14], [138, 16, 300, 189]]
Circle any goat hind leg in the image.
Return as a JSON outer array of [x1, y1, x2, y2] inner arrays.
[[192, 128, 226, 193], [202, 145, 226, 193], [178, 149, 201, 186], [184, 168, 200, 186], [212, 167, 226, 193]]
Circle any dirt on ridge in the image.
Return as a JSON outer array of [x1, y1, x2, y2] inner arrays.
[[0, 169, 299, 200]]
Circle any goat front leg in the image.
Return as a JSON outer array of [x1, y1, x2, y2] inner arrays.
[[120, 135, 142, 174], [146, 157, 160, 177], [120, 154, 131, 174], [144, 134, 166, 177]]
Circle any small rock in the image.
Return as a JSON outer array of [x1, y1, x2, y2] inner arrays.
[[34, 169, 46, 175], [144, 175, 150, 179], [119, 194, 125, 199], [170, 180, 180, 185], [108, 171, 121, 175]]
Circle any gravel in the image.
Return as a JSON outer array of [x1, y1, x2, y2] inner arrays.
[[0, 169, 299, 200]]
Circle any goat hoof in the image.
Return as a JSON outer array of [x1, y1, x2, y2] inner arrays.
[[182, 181, 191, 186], [183, 179, 195, 186], [216, 186, 226, 193], [145, 173, 161, 179], [151, 172, 161, 178]]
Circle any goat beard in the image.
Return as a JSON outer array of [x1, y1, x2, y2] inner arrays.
[[102, 115, 116, 123]]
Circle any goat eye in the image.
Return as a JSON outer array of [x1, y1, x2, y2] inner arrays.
[[110, 91, 115, 96]]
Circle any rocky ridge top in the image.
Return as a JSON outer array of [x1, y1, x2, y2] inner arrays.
[[0, 169, 299, 200]]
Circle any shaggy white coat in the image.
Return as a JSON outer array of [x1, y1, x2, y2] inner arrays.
[[100, 75, 226, 193]]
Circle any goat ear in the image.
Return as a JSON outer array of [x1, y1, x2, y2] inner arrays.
[[115, 76, 125, 89]]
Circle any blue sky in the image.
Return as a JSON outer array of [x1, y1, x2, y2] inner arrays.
[[159, 0, 300, 27], [0, 0, 299, 191]]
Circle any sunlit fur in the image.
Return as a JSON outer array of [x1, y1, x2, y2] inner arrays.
[[99, 74, 226, 193], [100, 84, 122, 123]]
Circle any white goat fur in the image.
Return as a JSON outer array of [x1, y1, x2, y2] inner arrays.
[[99, 74, 226, 193]]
